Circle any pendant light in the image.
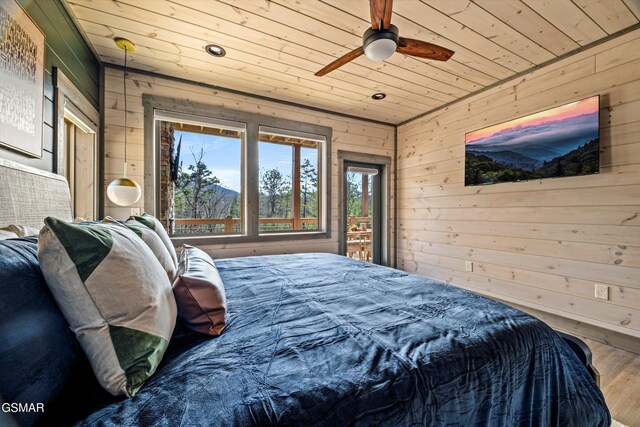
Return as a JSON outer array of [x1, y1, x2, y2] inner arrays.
[[106, 37, 142, 207]]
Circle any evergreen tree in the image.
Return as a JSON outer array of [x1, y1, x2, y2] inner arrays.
[[229, 196, 240, 218], [300, 159, 317, 218], [346, 172, 362, 217], [176, 148, 220, 219], [261, 168, 290, 217]]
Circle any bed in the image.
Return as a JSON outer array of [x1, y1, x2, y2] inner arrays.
[[0, 159, 610, 426]]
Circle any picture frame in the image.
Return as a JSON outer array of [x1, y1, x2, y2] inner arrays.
[[464, 96, 600, 186], [0, 0, 45, 158]]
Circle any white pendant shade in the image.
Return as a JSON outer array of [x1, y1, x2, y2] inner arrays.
[[107, 37, 141, 208], [107, 177, 141, 206]]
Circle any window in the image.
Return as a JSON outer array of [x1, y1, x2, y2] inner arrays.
[[148, 99, 331, 243], [258, 129, 320, 232], [155, 112, 245, 236]]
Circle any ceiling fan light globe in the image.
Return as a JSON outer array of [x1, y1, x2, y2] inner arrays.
[[362, 25, 399, 62], [107, 178, 142, 206], [364, 38, 397, 61]]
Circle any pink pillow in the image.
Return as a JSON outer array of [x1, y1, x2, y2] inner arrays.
[[172, 245, 227, 336]]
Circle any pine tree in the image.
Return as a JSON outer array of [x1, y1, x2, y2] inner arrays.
[[260, 169, 290, 217], [229, 196, 240, 218], [346, 173, 362, 217], [176, 148, 220, 219], [300, 159, 317, 218]]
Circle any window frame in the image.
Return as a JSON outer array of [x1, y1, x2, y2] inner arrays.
[[155, 110, 247, 236], [143, 95, 332, 245], [258, 126, 326, 235]]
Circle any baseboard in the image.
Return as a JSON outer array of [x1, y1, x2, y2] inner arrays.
[[499, 300, 640, 355]]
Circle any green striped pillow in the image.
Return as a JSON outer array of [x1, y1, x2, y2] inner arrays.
[[38, 217, 177, 397]]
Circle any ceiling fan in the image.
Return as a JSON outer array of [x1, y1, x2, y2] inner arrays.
[[315, 0, 454, 77]]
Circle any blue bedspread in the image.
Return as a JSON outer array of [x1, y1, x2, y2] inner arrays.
[[81, 253, 610, 426]]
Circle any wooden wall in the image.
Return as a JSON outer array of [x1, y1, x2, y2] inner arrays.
[[0, 0, 100, 172], [103, 67, 395, 260], [397, 29, 640, 340]]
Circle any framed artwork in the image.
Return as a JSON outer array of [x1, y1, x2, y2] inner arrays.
[[0, 0, 45, 158], [465, 96, 600, 186]]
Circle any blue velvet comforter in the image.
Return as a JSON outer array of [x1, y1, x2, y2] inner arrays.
[[81, 253, 609, 426]]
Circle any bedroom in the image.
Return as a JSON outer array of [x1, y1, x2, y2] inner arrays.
[[0, 0, 638, 425]]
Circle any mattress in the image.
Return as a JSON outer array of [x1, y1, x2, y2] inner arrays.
[[80, 253, 610, 426]]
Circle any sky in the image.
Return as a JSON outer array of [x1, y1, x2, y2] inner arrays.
[[464, 96, 599, 160], [174, 130, 317, 192]]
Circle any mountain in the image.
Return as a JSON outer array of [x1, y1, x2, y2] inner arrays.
[[467, 149, 542, 172], [466, 110, 599, 161], [465, 152, 542, 185], [209, 184, 239, 197], [507, 145, 564, 162], [465, 138, 599, 186], [536, 138, 599, 177]]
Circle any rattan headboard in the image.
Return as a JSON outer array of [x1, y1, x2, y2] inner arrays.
[[0, 158, 72, 228]]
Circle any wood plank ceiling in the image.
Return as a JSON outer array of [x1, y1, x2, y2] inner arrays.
[[65, 0, 640, 125]]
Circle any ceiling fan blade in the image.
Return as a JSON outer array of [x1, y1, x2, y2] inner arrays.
[[396, 37, 454, 61], [315, 47, 364, 76], [370, 0, 393, 30]]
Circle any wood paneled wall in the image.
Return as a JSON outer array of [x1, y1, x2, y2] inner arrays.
[[0, 0, 99, 172], [397, 30, 640, 339], [103, 67, 395, 260]]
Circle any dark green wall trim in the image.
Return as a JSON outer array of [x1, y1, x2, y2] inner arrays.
[[106, 64, 395, 128], [19, 0, 100, 109], [0, 0, 101, 172], [397, 23, 640, 128]]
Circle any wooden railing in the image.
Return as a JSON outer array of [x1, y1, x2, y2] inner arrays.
[[347, 216, 371, 229], [171, 216, 371, 233], [173, 216, 318, 233]]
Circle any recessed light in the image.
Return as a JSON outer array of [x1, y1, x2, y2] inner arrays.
[[371, 92, 386, 100], [205, 44, 226, 57]]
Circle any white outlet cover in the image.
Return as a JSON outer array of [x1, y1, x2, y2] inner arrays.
[[594, 284, 609, 300], [465, 261, 473, 272]]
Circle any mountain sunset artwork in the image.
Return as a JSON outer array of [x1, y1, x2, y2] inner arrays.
[[465, 96, 600, 186]]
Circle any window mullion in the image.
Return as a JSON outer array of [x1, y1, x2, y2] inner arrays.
[[245, 122, 260, 237], [292, 144, 301, 230]]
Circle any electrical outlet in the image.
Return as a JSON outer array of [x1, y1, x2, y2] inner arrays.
[[465, 261, 473, 272], [130, 207, 142, 216], [594, 284, 609, 300]]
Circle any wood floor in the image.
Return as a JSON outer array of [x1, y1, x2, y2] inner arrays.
[[586, 338, 640, 426]]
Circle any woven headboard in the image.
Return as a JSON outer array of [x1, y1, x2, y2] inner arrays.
[[0, 159, 72, 228]]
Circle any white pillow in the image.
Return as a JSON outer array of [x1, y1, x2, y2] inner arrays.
[[113, 217, 177, 281], [128, 213, 178, 267], [38, 217, 177, 397], [1, 224, 40, 237], [0, 230, 18, 240]]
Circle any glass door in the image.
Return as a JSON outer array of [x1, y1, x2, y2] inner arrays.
[[343, 162, 382, 264]]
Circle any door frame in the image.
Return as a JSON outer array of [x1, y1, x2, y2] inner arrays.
[[338, 150, 391, 266], [53, 68, 100, 218]]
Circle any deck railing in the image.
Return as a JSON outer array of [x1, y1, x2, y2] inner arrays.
[[170, 216, 371, 234]]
